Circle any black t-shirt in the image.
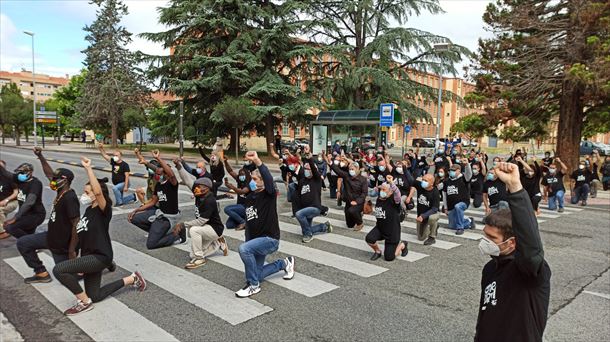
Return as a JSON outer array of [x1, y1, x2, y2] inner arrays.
[[196, 194, 224, 236], [245, 189, 280, 241], [110, 159, 130, 185], [392, 169, 413, 196], [297, 175, 322, 210], [470, 173, 485, 194], [372, 166, 389, 187], [542, 172, 565, 197], [570, 169, 592, 188], [47, 190, 80, 254], [236, 177, 249, 205], [483, 179, 508, 206], [155, 181, 179, 214], [415, 182, 440, 216], [77, 204, 113, 264], [443, 176, 470, 210], [373, 197, 401, 243], [15, 176, 46, 215], [0, 176, 16, 201]]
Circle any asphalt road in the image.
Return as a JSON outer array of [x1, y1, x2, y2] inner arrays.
[[0, 146, 609, 342]]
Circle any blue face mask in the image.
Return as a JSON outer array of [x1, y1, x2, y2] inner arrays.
[[147, 169, 155, 175], [487, 173, 495, 181], [449, 170, 457, 179], [239, 175, 246, 182], [304, 170, 312, 178], [474, 158, 479, 162], [289, 165, 296, 171], [196, 168, 204, 174], [379, 191, 388, 198], [17, 173, 29, 182], [421, 180, 429, 188], [493, 161, 498, 167], [349, 170, 356, 177], [378, 166, 386, 172], [249, 180, 258, 191]]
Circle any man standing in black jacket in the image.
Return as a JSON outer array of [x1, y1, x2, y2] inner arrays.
[[475, 162, 551, 342]]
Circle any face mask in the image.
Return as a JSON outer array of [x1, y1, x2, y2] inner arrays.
[[49, 178, 66, 191], [487, 173, 495, 181], [282, 155, 288, 160], [396, 167, 403, 174], [474, 158, 479, 162], [349, 170, 356, 177], [340, 162, 346, 168], [318, 157, 323, 162], [473, 169, 479, 175], [147, 169, 155, 175], [239, 175, 246, 182], [333, 160, 339, 165], [304, 170, 312, 178], [528, 171, 534, 177], [378, 166, 386, 172], [249, 180, 258, 191], [549, 168, 556, 174], [17, 173, 29, 182], [193, 186, 206, 197], [79, 194, 93, 206], [244, 160, 251, 166], [478, 237, 513, 257], [579, 165, 585, 170], [112, 156, 119, 163], [379, 190, 388, 198], [437, 149, 444, 155], [289, 164, 296, 171], [449, 170, 457, 179], [154, 174, 165, 182], [210, 156, 217, 162], [438, 172, 445, 178], [493, 161, 498, 167], [421, 180, 430, 189], [196, 168, 204, 174]]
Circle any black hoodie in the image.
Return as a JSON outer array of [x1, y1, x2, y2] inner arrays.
[[474, 189, 551, 342]]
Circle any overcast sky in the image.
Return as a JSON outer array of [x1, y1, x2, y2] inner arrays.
[[0, 0, 492, 78]]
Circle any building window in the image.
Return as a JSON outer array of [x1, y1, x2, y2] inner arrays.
[[446, 112, 450, 117], [282, 124, 289, 136]]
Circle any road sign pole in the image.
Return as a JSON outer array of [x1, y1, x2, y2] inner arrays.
[[41, 124, 45, 148]]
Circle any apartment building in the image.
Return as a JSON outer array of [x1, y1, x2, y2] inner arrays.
[[0, 70, 70, 102]]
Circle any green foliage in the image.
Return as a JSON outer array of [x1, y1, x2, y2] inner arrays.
[[582, 105, 610, 138], [0, 83, 33, 144], [450, 114, 495, 140], [48, 69, 87, 137]]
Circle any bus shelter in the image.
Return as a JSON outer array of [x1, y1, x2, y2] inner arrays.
[[309, 109, 403, 154]]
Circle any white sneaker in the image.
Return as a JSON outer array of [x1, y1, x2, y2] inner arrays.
[[283, 256, 295, 280], [235, 284, 261, 298]]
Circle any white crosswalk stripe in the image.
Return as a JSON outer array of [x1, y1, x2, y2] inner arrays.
[[4, 254, 180, 342]]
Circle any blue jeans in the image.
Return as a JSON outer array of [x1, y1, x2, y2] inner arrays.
[[295, 207, 327, 238], [368, 188, 378, 197], [238, 237, 286, 287], [113, 182, 136, 206], [490, 200, 509, 211], [548, 190, 565, 210], [287, 182, 297, 202], [571, 184, 590, 204], [224, 204, 246, 228], [448, 202, 471, 230]]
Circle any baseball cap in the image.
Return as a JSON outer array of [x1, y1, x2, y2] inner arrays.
[[194, 177, 213, 189], [14, 163, 34, 173], [53, 168, 75, 182]]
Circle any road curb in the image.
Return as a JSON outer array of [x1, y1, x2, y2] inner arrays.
[[45, 157, 150, 179]]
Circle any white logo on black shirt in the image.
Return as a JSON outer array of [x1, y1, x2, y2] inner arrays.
[[76, 216, 89, 233], [482, 281, 497, 310], [546, 177, 558, 184], [377, 175, 384, 181], [373, 207, 386, 219], [194, 206, 200, 219], [50, 209, 56, 223], [301, 184, 311, 195], [0, 185, 3, 193], [576, 175, 585, 182], [418, 194, 430, 207], [17, 190, 26, 202], [246, 206, 258, 221], [446, 185, 458, 196], [397, 178, 404, 186], [157, 191, 167, 202], [487, 187, 499, 196]]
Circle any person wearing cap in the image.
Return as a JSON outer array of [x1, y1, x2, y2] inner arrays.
[[171, 171, 227, 269], [128, 150, 184, 249], [442, 159, 475, 236], [0, 160, 19, 240], [13, 147, 80, 284], [97, 143, 136, 206], [0, 160, 46, 239]]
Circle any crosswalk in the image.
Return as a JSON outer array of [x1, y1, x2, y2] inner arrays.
[[1, 194, 587, 338]]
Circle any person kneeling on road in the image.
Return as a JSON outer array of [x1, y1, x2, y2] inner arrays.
[[483, 169, 509, 214], [414, 174, 441, 246], [442, 161, 475, 236], [235, 151, 295, 298]]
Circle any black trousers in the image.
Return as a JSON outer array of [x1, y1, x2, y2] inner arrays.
[[365, 226, 398, 261], [5, 213, 46, 238], [53, 255, 124, 303], [471, 193, 483, 208], [344, 202, 364, 228]]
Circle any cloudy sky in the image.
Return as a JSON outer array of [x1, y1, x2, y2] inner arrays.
[[0, 0, 492, 78]]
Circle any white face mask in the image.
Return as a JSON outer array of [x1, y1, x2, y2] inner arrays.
[[340, 162, 346, 168], [478, 236, 512, 257], [80, 194, 93, 206], [112, 156, 119, 163], [396, 167, 403, 174]]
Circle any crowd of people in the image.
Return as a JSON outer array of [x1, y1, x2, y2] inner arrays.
[[0, 138, 608, 330]]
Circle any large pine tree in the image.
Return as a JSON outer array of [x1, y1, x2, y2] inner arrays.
[[78, 0, 149, 148], [142, 0, 320, 152]]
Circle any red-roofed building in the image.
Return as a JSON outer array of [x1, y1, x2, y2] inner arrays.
[[0, 70, 70, 102]]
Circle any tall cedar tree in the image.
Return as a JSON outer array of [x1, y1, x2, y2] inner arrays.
[[469, 0, 610, 171], [303, 0, 471, 120], [142, 0, 321, 152], [78, 0, 149, 148]]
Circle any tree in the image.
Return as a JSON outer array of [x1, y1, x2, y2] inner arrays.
[[0, 83, 32, 146], [210, 96, 258, 153], [303, 0, 471, 119], [49, 69, 87, 141], [469, 0, 610, 171], [123, 107, 148, 148], [142, 0, 324, 153], [450, 114, 495, 143], [78, 0, 149, 148]]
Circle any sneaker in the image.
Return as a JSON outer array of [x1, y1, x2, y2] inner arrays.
[[370, 252, 382, 261], [24, 273, 52, 284], [107, 261, 116, 272], [302, 235, 314, 243], [283, 256, 295, 280], [456, 229, 464, 236], [64, 299, 93, 316], [469, 217, 476, 229], [131, 271, 147, 291], [218, 236, 228, 256], [235, 284, 261, 298], [185, 258, 206, 269], [423, 237, 436, 246], [581, 201, 586, 206], [325, 221, 333, 233], [235, 223, 246, 231], [558, 207, 565, 213], [354, 223, 364, 232], [178, 226, 187, 244], [400, 241, 409, 257]]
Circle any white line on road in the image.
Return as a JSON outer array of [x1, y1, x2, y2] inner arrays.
[[4, 254, 179, 342], [582, 290, 610, 300]]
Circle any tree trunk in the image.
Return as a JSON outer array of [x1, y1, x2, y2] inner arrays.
[[111, 116, 118, 148], [25, 129, 29, 142], [555, 79, 584, 174], [15, 129, 21, 146], [138, 126, 143, 149], [265, 113, 275, 154], [71, 133, 75, 142]]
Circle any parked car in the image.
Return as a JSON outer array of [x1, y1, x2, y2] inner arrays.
[[412, 138, 435, 148], [580, 141, 610, 156], [294, 138, 310, 149], [280, 140, 299, 153]]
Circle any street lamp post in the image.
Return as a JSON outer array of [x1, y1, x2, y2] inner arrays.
[[179, 100, 184, 157], [433, 43, 451, 151], [24, 31, 37, 147]]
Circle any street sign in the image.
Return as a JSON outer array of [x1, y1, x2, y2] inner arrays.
[[35, 110, 58, 124], [36, 118, 58, 124], [379, 103, 394, 127], [404, 125, 411, 133]]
